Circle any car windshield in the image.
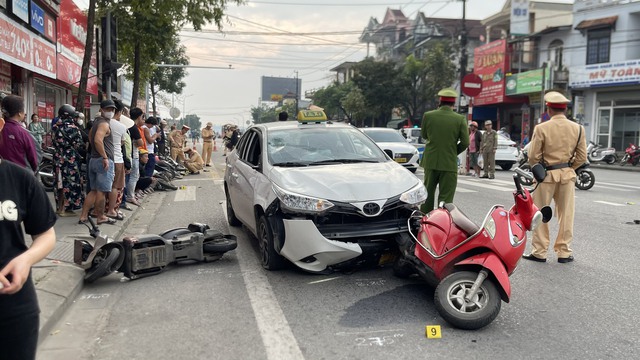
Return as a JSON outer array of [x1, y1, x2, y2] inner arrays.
[[267, 127, 388, 166], [364, 130, 406, 143]]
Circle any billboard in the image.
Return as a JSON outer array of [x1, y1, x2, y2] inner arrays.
[[261, 76, 302, 103], [510, 0, 530, 36], [505, 68, 543, 95], [57, 0, 97, 94], [473, 40, 508, 106], [569, 60, 640, 88]]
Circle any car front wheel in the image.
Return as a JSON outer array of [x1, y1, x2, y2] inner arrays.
[[225, 186, 241, 227], [257, 215, 287, 270]]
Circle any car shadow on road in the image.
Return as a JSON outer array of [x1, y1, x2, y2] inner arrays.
[[338, 282, 437, 328]]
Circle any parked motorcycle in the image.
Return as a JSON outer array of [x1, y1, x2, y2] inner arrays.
[[74, 217, 237, 282], [575, 162, 595, 190], [587, 141, 617, 164], [38, 147, 55, 191], [394, 167, 551, 330], [620, 143, 640, 166], [516, 145, 595, 191]]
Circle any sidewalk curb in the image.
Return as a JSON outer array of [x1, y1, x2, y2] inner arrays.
[[36, 203, 143, 345]]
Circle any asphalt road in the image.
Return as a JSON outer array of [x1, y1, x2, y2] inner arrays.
[[39, 154, 640, 360]]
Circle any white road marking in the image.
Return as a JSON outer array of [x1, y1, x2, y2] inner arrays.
[[594, 200, 626, 207], [467, 177, 516, 186], [596, 181, 640, 190], [592, 185, 633, 192], [458, 179, 513, 192], [308, 277, 341, 285], [336, 329, 406, 336], [456, 187, 477, 193], [222, 203, 305, 360], [173, 186, 196, 201]]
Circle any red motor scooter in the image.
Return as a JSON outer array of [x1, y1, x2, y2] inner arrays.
[[394, 167, 552, 330], [619, 143, 640, 166]]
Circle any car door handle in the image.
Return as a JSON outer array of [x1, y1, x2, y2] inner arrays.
[[231, 172, 239, 179], [227, 163, 233, 168]]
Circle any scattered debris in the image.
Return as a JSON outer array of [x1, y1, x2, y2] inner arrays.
[[50, 330, 61, 335]]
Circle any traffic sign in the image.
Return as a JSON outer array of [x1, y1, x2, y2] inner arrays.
[[169, 107, 181, 119], [461, 74, 483, 97]]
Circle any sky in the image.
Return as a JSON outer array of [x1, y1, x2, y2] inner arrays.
[[79, 0, 574, 128]]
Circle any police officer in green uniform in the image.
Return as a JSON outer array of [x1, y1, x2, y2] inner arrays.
[[420, 88, 470, 213]]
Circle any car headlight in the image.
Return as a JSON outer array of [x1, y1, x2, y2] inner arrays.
[[273, 185, 334, 213], [400, 183, 427, 206]]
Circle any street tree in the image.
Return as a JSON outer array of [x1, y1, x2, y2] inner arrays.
[[106, 0, 243, 107], [251, 104, 277, 124], [75, 0, 97, 112], [341, 86, 369, 126], [398, 54, 428, 124], [422, 41, 457, 110], [351, 59, 404, 127], [179, 113, 202, 131], [149, 35, 189, 116], [311, 82, 351, 120]]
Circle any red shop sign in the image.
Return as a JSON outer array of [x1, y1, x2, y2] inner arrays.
[[32, 36, 56, 78], [46, 103, 55, 118], [473, 40, 508, 106], [0, 14, 32, 67], [57, 54, 98, 95]]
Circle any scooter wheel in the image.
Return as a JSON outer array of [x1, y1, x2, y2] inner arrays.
[[203, 237, 238, 254], [434, 271, 502, 330], [575, 170, 595, 191], [84, 248, 121, 283]]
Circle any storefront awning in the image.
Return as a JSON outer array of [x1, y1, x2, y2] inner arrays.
[[575, 16, 618, 31]]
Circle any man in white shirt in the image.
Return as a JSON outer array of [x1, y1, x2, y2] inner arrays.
[[105, 100, 127, 220]]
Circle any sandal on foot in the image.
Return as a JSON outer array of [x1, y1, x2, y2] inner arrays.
[[97, 218, 117, 225], [106, 213, 124, 221]]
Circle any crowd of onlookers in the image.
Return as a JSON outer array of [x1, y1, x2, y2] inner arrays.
[[0, 94, 220, 226]]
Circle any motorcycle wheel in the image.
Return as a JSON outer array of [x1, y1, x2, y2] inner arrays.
[[434, 271, 502, 330], [40, 163, 55, 191], [605, 155, 617, 165], [158, 179, 178, 191], [620, 155, 629, 166], [203, 237, 238, 254], [84, 248, 121, 283], [516, 164, 534, 186], [575, 170, 595, 190]]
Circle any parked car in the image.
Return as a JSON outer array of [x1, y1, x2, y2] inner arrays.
[[399, 127, 424, 161], [224, 114, 427, 273], [360, 128, 420, 172], [478, 131, 519, 170]]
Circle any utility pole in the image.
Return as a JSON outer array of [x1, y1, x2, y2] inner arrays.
[[458, 0, 468, 112], [105, 11, 112, 99], [295, 70, 299, 119]]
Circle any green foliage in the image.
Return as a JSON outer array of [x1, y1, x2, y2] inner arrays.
[[178, 114, 202, 130], [341, 86, 369, 127], [251, 104, 277, 124], [311, 82, 350, 120], [351, 59, 404, 127], [149, 35, 189, 114], [422, 41, 457, 110]]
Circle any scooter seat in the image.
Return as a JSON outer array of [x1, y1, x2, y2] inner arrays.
[[444, 203, 480, 236]]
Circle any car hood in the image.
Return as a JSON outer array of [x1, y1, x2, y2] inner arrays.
[[375, 142, 418, 153], [269, 161, 420, 202]]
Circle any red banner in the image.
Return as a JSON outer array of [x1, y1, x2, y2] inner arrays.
[[0, 12, 57, 79], [46, 103, 55, 118], [57, 0, 97, 94], [37, 101, 47, 117], [473, 40, 508, 106]]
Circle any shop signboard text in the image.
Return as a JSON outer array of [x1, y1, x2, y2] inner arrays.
[[473, 40, 508, 106], [505, 68, 543, 95], [570, 59, 640, 88]]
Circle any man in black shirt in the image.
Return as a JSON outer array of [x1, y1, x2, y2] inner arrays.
[[0, 117, 57, 359]]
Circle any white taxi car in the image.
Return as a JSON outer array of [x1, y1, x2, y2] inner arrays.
[[224, 111, 426, 273], [360, 128, 420, 172]]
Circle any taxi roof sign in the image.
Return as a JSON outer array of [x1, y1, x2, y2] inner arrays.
[[297, 109, 327, 123]]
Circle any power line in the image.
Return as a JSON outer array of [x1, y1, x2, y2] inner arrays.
[[180, 34, 365, 46], [247, 0, 448, 5]]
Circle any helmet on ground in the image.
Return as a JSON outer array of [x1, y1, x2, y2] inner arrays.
[[58, 104, 77, 118]]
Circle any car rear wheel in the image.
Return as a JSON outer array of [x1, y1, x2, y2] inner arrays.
[[500, 163, 513, 171], [258, 215, 287, 270]]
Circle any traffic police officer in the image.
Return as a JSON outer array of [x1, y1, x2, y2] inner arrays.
[[420, 88, 470, 213], [523, 91, 587, 263]]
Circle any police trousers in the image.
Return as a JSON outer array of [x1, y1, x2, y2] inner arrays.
[[420, 169, 457, 213], [530, 180, 576, 258], [203, 141, 213, 165]]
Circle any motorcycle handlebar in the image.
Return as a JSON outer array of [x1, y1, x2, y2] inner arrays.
[[514, 167, 534, 182]]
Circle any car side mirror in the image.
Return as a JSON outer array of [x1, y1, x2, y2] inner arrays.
[[531, 163, 547, 183], [383, 149, 393, 158], [540, 206, 553, 223]]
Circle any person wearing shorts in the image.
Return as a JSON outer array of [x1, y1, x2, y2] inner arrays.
[[79, 100, 116, 226], [105, 100, 127, 221]]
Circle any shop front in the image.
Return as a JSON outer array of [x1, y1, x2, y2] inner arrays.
[[570, 59, 640, 152], [472, 39, 529, 145], [505, 68, 545, 145]]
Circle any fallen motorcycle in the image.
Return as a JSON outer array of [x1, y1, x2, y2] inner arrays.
[[394, 166, 551, 330], [74, 217, 237, 282]]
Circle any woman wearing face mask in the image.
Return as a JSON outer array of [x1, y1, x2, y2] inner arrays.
[[0, 97, 58, 360], [0, 95, 39, 172], [52, 105, 85, 216]]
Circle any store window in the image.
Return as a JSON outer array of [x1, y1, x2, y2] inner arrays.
[[34, 80, 65, 133], [586, 29, 611, 65], [548, 39, 564, 69], [596, 108, 611, 147], [612, 108, 640, 151]]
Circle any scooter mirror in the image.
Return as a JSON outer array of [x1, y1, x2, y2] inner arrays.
[[531, 163, 547, 183], [540, 206, 553, 223]]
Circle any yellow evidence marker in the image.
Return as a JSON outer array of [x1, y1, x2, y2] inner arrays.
[[425, 325, 442, 339]]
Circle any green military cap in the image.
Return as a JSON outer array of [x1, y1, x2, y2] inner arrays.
[[437, 88, 458, 102]]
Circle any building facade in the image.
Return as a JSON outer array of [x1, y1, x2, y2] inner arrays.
[[1, 0, 98, 135], [567, 0, 640, 151]]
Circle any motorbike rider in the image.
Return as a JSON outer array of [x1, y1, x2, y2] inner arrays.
[[523, 91, 587, 264]]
